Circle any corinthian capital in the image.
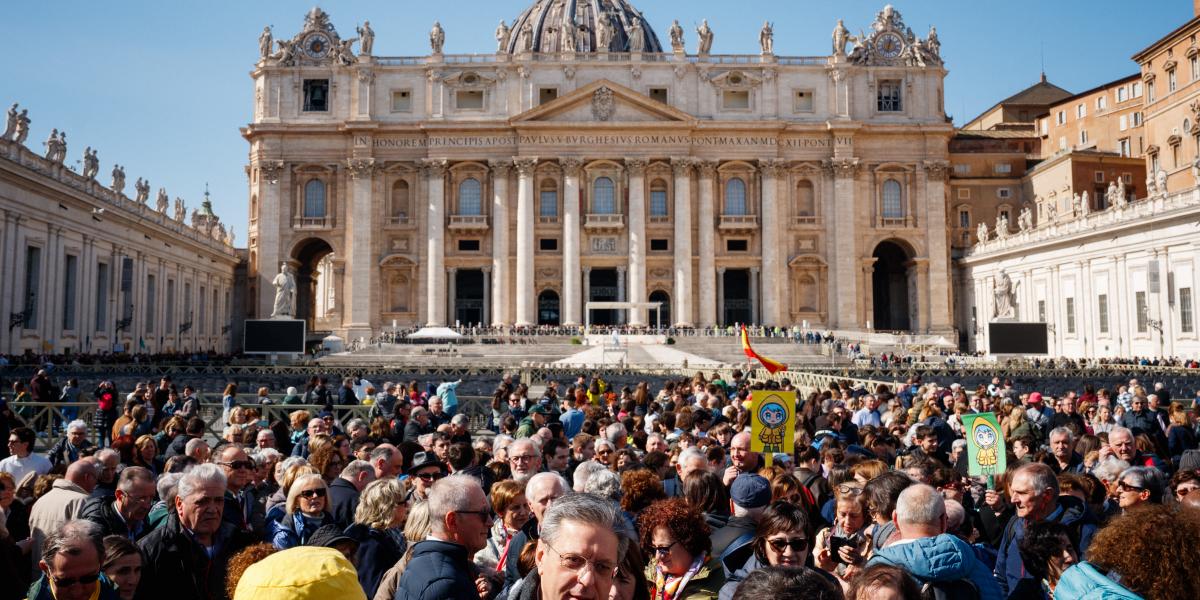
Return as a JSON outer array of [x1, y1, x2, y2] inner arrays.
[[346, 158, 376, 179], [696, 160, 719, 177], [923, 159, 950, 181], [560, 157, 585, 177], [671, 156, 695, 177], [420, 158, 448, 177], [624, 158, 647, 177], [759, 159, 789, 178], [827, 157, 860, 180], [513, 156, 539, 176], [488, 159, 513, 176], [259, 160, 285, 185]]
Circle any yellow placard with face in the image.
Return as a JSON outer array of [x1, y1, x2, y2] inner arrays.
[[751, 390, 796, 457]]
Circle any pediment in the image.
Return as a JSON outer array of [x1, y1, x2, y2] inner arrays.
[[511, 79, 695, 124]]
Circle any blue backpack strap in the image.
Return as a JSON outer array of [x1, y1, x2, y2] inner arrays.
[[720, 532, 756, 562]]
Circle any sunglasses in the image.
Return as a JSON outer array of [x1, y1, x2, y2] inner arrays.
[[1117, 481, 1145, 493], [49, 573, 100, 588], [837, 484, 864, 496], [767, 537, 809, 552], [221, 460, 255, 471], [299, 488, 327, 499], [415, 471, 446, 482]]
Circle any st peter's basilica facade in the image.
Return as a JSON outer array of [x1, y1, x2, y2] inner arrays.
[[244, 2, 953, 341]]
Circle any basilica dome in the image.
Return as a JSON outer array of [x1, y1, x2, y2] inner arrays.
[[506, 0, 663, 54]]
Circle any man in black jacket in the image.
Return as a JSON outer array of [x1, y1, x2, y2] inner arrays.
[[395, 475, 492, 600], [78, 466, 155, 540], [139, 464, 251, 600], [404, 408, 434, 443], [711, 473, 771, 559], [213, 445, 266, 538], [328, 459, 375, 528]]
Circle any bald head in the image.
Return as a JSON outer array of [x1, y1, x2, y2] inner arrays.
[[894, 483, 947, 539], [66, 458, 101, 494]]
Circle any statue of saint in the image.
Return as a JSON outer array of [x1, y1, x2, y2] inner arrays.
[[1156, 169, 1168, 197], [832, 19, 851, 57], [258, 26, 272, 60], [696, 19, 714, 54], [495, 20, 511, 52], [111, 164, 125, 194], [562, 22, 577, 52], [272, 262, 297, 318], [993, 269, 1017, 319], [82, 147, 99, 179], [357, 21, 374, 56], [1018, 206, 1033, 232], [274, 39, 296, 66], [976, 221, 989, 243], [2, 103, 16, 141], [669, 20, 685, 52], [430, 21, 445, 54], [759, 21, 774, 55], [13, 109, 30, 144], [1080, 191, 1090, 217], [995, 214, 1009, 239], [626, 19, 644, 53], [174, 197, 186, 222], [596, 16, 613, 51], [157, 188, 169, 212], [926, 26, 940, 58]]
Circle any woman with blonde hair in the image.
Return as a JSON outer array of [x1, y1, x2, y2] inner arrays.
[[346, 478, 409, 598], [222, 382, 239, 426], [373, 501, 432, 600], [131, 434, 163, 476], [270, 473, 334, 549]]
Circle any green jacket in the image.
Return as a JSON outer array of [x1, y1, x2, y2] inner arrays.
[[645, 555, 726, 600], [514, 416, 538, 439]]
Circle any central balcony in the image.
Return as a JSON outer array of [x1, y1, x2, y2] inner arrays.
[[292, 216, 335, 229], [584, 213, 625, 231], [719, 214, 759, 232], [448, 214, 489, 232]]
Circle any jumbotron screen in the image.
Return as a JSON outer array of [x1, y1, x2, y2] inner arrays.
[[988, 322, 1049, 355], [244, 319, 306, 354]]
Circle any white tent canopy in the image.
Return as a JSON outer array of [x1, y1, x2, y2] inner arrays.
[[406, 326, 464, 340]]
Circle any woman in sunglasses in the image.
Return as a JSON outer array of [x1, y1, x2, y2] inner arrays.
[[719, 502, 835, 600], [271, 474, 335, 549], [639, 498, 725, 600]]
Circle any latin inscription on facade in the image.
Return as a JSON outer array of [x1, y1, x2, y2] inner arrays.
[[591, 237, 618, 253], [362, 135, 853, 150]]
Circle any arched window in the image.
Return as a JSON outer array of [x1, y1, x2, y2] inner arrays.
[[303, 179, 326, 218], [725, 178, 747, 215], [592, 177, 616, 214], [881, 179, 903, 218], [648, 290, 671, 327], [649, 179, 669, 217], [459, 178, 482, 215], [391, 180, 410, 218], [796, 180, 815, 216], [539, 179, 558, 217]]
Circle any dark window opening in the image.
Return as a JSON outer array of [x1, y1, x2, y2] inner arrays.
[[726, 239, 749, 252], [458, 239, 481, 252], [650, 238, 670, 251], [539, 238, 559, 252], [303, 79, 329, 112]]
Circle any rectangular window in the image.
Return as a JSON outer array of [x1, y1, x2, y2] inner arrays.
[[997, 188, 1011, 199], [120, 258, 134, 322], [1132, 81, 1142, 97], [650, 189, 669, 217], [539, 188, 558, 217], [1059, 136, 1067, 150], [1136, 291, 1148, 332], [1076, 104, 1086, 118], [145, 274, 156, 334], [722, 90, 750, 110], [1169, 69, 1177, 92], [877, 80, 902, 112], [1117, 86, 1128, 102], [538, 87, 558, 105], [954, 164, 970, 175], [957, 188, 970, 199], [958, 210, 970, 228], [1040, 120, 1048, 135], [726, 239, 749, 252], [1132, 111, 1143, 127], [166, 280, 176, 333], [95, 262, 108, 331], [1095, 171, 1106, 183], [1192, 57, 1199, 80], [994, 163, 1011, 174], [793, 90, 814, 112], [1080, 129, 1089, 145], [1119, 114, 1128, 131], [1096, 96, 1107, 110], [650, 238, 670, 252], [1037, 300, 1046, 323], [1056, 111, 1066, 125], [391, 90, 412, 112], [1065, 298, 1076, 334], [457, 239, 480, 252], [302, 79, 329, 112], [62, 254, 77, 331], [1182, 287, 1195, 333], [538, 238, 558, 252], [456, 90, 484, 110], [1098, 294, 1109, 333], [1148, 82, 1156, 103], [22, 246, 41, 328], [198, 286, 206, 336], [650, 88, 669, 104]]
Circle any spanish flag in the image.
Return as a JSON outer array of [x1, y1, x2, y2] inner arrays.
[[740, 325, 787, 374]]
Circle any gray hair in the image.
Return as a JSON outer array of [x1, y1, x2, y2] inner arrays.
[[95, 448, 120, 464], [176, 463, 227, 499], [951, 439, 967, 451], [276, 457, 307, 484], [605, 422, 626, 445], [509, 437, 540, 456], [1048, 427, 1074, 443], [370, 445, 399, 462], [66, 419, 88, 434], [185, 438, 209, 457], [340, 459, 374, 481], [117, 466, 154, 493], [944, 499, 965, 532], [677, 447, 706, 467], [1014, 462, 1059, 497], [593, 439, 616, 453], [540, 493, 630, 562], [156, 473, 183, 505], [583, 469, 623, 501], [427, 475, 483, 536], [492, 434, 515, 456], [253, 448, 283, 466], [451, 414, 470, 426], [1092, 456, 1130, 483], [646, 432, 665, 445], [528, 472, 570, 498], [417, 433, 433, 448], [41, 519, 104, 564], [573, 461, 608, 493], [1109, 426, 1134, 442], [346, 418, 368, 432], [1120, 466, 1166, 503], [894, 483, 946, 527]]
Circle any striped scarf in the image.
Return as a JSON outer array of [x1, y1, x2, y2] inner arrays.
[[653, 552, 707, 600]]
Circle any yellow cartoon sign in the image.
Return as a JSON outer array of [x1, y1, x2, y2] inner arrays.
[[751, 390, 796, 458]]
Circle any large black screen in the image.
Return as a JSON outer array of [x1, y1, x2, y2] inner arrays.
[[988, 322, 1048, 355], [244, 320, 306, 354]]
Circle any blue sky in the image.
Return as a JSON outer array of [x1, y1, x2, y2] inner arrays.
[[1, 1, 1188, 235]]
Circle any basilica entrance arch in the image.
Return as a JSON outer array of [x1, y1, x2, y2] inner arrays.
[[588, 269, 620, 326], [537, 290, 561, 325], [453, 269, 487, 326], [871, 240, 913, 331], [290, 238, 335, 332]]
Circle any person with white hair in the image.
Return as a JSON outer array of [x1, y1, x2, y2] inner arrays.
[[525, 493, 628, 600], [582, 469, 622, 503], [394, 476, 492, 599], [664, 447, 708, 497], [140, 463, 248, 600], [47, 420, 96, 467], [501, 472, 569, 593], [507, 438, 542, 484], [868, 484, 1003, 600], [604, 422, 627, 450], [572, 460, 608, 494]]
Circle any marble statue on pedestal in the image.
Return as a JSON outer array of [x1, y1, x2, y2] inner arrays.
[[157, 188, 169, 212], [1106, 181, 1119, 208], [3, 104, 16, 141], [993, 269, 1017, 319], [1156, 169, 1168, 197], [272, 262, 297, 318], [596, 17, 613, 51], [627, 19, 644, 52], [1080, 191, 1090, 217], [44, 129, 66, 163], [258, 26, 272, 60], [976, 221, 989, 243], [430, 21, 445, 54], [1146, 175, 1156, 199], [1117, 178, 1126, 205], [669, 20, 684, 52], [82, 147, 99, 179], [173, 197, 185, 221], [110, 164, 125, 194], [13, 109, 29, 144], [134, 178, 150, 204], [697, 19, 714, 54], [759, 21, 774, 54], [994, 214, 1009, 239], [1017, 206, 1033, 232], [833, 19, 853, 57], [357, 21, 374, 55], [495, 20, 510, 52]]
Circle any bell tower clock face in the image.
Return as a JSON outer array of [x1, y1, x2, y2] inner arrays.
[[875, 32, 904, 59], [302, 32, 332, 59]]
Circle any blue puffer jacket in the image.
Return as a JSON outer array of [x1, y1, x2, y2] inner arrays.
[[1054, 563, 1143, 600], [270, 511, 334, 549], [869, 534, 1004, 600]]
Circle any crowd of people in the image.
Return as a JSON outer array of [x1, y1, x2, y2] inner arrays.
[[1, 367, 1199, 600]]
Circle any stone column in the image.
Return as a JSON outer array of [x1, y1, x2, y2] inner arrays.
[[346, 158, 376, 338], [423, 159, 448, 326], [489, 160, 512, 326], [697, 161, 718, 327], [750, 267, 760, 325], [481, 266, 492, 326], [582, 266, 592, 326], [922, 160, 952, 331], [256, 161, 285, 319], [617, 266, 627, 325], [0, 212, 12, 353], [759, 159, 785, 326], [671, 157, 694, 326], [514, 157, 539, 326], [626, 159, 647, 326], [830, 158, 860, 328], [911, 259, 930, 333], [716, 267, 726, 326], [561, 158, 583, 326], [447, 267, 457, 326]]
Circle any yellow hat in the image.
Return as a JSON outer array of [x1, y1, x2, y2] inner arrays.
[[234, 546, 365, 600]]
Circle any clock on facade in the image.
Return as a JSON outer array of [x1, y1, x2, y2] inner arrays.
[[875, 32, 904, 59], [302, 32, 332, 59]]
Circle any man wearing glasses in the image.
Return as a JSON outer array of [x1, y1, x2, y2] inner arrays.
[[525, 493, 625, 600], [214, 445, 266, 537], [406, 451, 447, 502], [395, 475, 493, 600], [29, 520, 121, 600], [78, 466, 155, 541], [507, 438, 543, 484]]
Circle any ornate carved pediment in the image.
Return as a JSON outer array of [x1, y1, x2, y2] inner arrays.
[[1164, 59, 1179, 71], [268, 7, 357, 68], [592, 87, 616, 121], [708, 70, 763, 90], [511, 79, 695, 124], [788, 253, 828, 268], [441, 70, 498, 88], [792, 161, 824, 175], [379, 253, 417, 267], [849, 5, 942, 68]]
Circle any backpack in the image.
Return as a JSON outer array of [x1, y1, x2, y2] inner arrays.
[[921, 579, 980, 600]]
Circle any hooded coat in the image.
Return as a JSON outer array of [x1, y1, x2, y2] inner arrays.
[[232, 546, 366, 600], [869, 534, 1004, 600], [1053, 562, 1143, 600]]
